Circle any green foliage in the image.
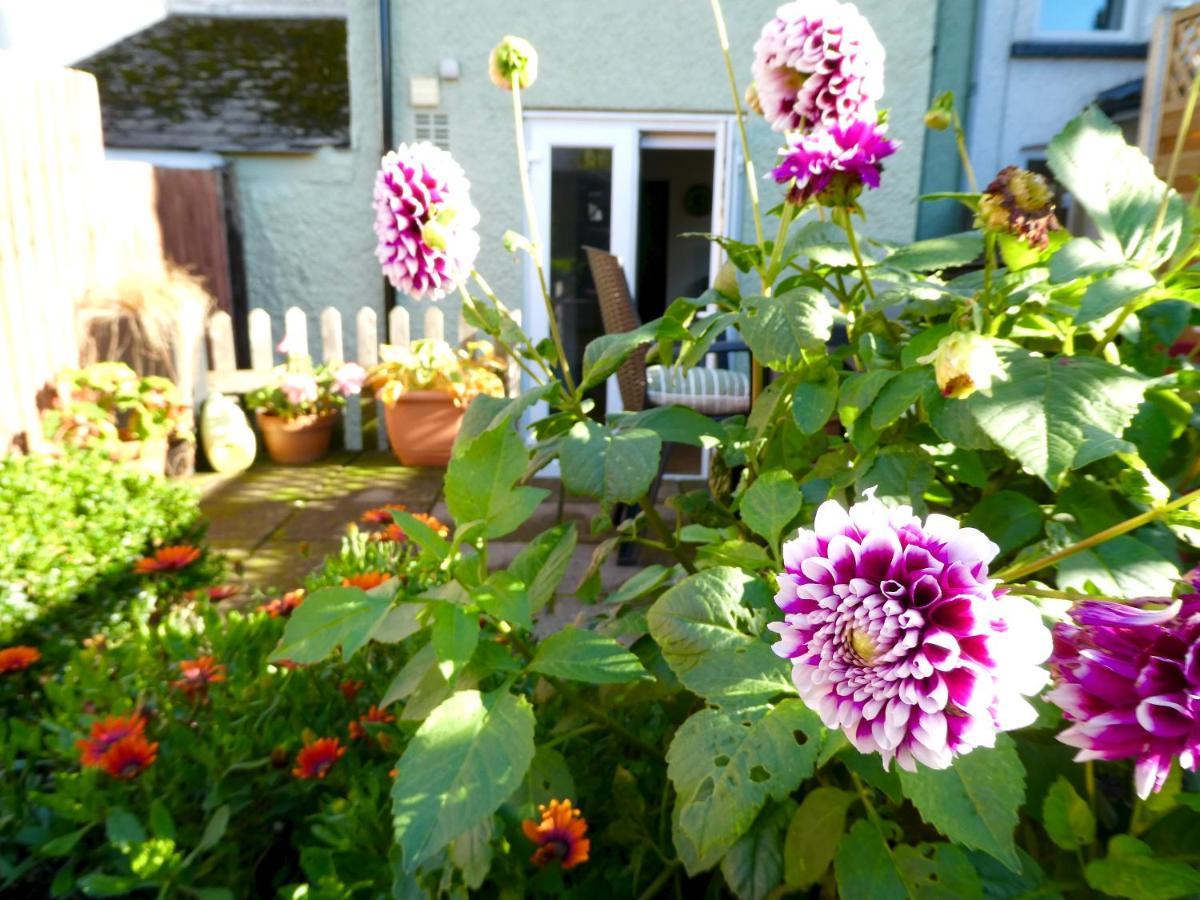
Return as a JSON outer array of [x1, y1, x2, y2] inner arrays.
[[527, 627, 649, 683]]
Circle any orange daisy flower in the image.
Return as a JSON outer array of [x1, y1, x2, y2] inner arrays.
[[411, 513, 450, 538], [77, 713, 147, 767], [522, 799, 591, 870], [341, 571, 390, 591], [348, 705, 396, 740], [135, 545, 201, 574], [361, 504, 407, 526], [292, 737, 345, 780], [100, 735, 158, 780], [370, 523, 407, 543], [0, 646, 40, 674], [338, 679, 365, 701], [260, 588, 305, 618], [171, 656, 226, 697], [204, 584, 240, 601]]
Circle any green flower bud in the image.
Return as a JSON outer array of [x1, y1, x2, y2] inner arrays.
[[924, 90, 955, 131], [489, 35, 538, 91]]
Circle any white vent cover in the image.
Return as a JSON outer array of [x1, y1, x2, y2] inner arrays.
[[414, 112, 451, 150]]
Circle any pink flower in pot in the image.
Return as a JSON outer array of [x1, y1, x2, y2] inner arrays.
[[280, 373, 319, 407], [333, 363, 367, 397]]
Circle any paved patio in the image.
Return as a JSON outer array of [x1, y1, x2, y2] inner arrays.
[[187, 451, 672, 598]]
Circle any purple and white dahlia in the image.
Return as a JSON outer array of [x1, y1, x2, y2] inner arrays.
[[373, 142, 480, 301], [771, 119, 897, 207], [752, 0, 885, 132], [1047, 589, 1200, 799], [769, 492, 1052, 771]]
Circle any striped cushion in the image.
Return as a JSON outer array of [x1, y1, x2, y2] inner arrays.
[[646, 365, 750, 415]]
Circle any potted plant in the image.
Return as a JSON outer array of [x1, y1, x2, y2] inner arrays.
[[245, 353, 365, 465], [42, 362, 190, 476], [367, 339, 506, 466]]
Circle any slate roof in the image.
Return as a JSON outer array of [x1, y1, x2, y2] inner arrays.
[[74, 15, 349, 153]]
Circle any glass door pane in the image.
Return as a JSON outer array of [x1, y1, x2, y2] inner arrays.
[[549, 147, 613, 415]]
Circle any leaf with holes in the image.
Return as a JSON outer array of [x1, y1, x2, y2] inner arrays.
[[647, 567, 790, 704], [898, 735, 1026, 871], [667, 701, 821, 869], [834, 819, 909, 899], [738, 289, 834, 370], [1084, 836, 1200, 899]]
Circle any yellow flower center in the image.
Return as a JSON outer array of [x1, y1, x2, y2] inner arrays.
[[848, 627, 877, 663]]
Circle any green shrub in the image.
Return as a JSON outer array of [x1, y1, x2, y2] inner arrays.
[[0, 452, 204, 645]]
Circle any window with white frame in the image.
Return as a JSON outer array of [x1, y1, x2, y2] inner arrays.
[[1038, 0, 1129, 35]]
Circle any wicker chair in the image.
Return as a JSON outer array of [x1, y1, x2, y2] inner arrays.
[[584, 246, 750, 414]]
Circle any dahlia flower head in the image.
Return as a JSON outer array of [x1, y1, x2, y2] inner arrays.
[[771, 119, 897, 207], [770, 491, 1052, 771], [1047, 586, 1200, 799], [374, 142, 480, 301], [752, 0, 885, 132]]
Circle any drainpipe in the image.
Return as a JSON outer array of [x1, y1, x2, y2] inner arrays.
[[379, 0, 396, 313]]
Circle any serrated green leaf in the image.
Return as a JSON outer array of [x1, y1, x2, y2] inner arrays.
[[449, 818, 493, 891], [840, 369, 896, 427], [431, 602, 479, 677], [580, 322, 659, 392], [1056, 534, 1180, 598], [446, 424, 549, 539], [105, 808, 145, 848], [898, 736, 1026, 871], [606, 564, 673, 605], [620, 406, 722, 447], [784, 787, 855, 887], [507, 523, 576, 613], [738, 289, 834, 369], [872, 368, 933, 430], [1085, 836, 1200, 899], [1042, 777, 1095, 851], [668, 701, 821, 866], [721, 803, 791, 900], [740, 470, 803, 548], [964, 491, 1044, 556], [1076, 266, 1157, 325], [1049, 236, 1120, 283], [560, 420, 662, 504], [885, 232, 983, 271], [269, 586, 392, 664], [393, 689, 535, 871], [792, 372, 839, 435], [647, 567, 789, 704], [473, 572, 530, 630], [835, 819, 910, 899], [527, 627, 649, 683]]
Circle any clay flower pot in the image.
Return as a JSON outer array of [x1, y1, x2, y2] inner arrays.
[[383, 391, 465, 467], [256, 411, 337, 465]]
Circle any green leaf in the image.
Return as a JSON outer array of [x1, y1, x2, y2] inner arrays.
[[393, 689, 535, 871], [885, 232, 983, 271], [187, 806, 230, 862], [894, 843, 984, 899], [431, 602, 480, 677], [38, 826, 92, 857], [620, 406, 722, 448], [78, 874, 144, 897], [1085, 836, 1200, 899], [792, 371, 839, 435], [1042, 777, 1096, 851], [1076, 266, 1157, 325], [580, 322, 659, 392], [786, 220, 864, 269], [964, 491, 1044, 555], [105, 808, 145, 848], [647, 567, 790, 704], [446, 423, 549, 539], [507, 523, 577, 613], [606, 564, 673, 605], [898, 736, 1026, 870], [871, 368, 933, 430], [1047, 106, 1186, 265], [857, 446, 935, 514], [391, 511, 450, 558], [667, 701, 821, 867], [472, 572, 531, 631], [1057, 534, 1180, 597], [738, 289, 834, 369], [967, 350, 1148, 487], [449, 819, 493, 891], [967, 849, 1054, 900], [840, 370, 896, 427], [721, 803, 790, 900], [740, 470, 803, 548], [511, 746, 575, 816], [269, 586, 392, 664], [784, 787, 856, 888], [1049, 236, 1120, 283], [371, 602, 424, 644], [835, 819, 910, 900], [527, 627, 649, 683], [560, 421, 662, 504], [147, 802, 174, 842]]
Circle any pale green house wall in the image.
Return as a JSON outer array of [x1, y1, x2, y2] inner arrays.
[[388, 0, 940, 320]]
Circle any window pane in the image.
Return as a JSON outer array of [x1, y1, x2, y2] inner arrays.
[[1039, 0, 1125, 32]]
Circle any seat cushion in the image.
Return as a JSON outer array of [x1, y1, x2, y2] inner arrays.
[[645, 365, 750, 415]]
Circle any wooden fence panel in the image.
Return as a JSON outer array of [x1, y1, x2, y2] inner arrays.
[[154, 167, 234, 315], [1149, 4, 1200, 194]]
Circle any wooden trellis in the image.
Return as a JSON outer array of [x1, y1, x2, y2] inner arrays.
[[1146, 3, 1200, 195]]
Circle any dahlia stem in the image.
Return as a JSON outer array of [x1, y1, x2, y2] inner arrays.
[[707, 0, 765, 250], [637, 861, 682, 900], [640, 494, 697, 575], [457, 284, 546, 387], [838, 208, 876, 301], [469, 271, 557, 381], [1007, 585, 1131, 606], [1147, 62, 1200, 265], [996, 485, 1200, 583], [765, 201, 797, 289], [510, 74, 577, 395], [952, 109, 978, 194]]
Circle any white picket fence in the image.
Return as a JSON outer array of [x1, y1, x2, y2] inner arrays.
[[203, 304, 518, 452]]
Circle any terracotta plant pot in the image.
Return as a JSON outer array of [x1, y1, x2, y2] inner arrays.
[[256, 411, 337, 465], [111, 437, 169, 477], [383, 391, 465, 467]]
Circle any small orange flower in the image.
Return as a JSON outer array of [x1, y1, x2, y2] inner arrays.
[[205, 584, 240, 601], [100, 735, 158, 779], [361, 504, 407, 525], [135, 545, 201, 574], [274, 659, 303, 670], [339, 679, 365, 701], [0, 646, 40, 674], [370, 523, 407, 543], [411, 513, 450, 538], [522, 799, 591, 870], [261, 588, 305, 618], [171, 656, 226, 697], [77, 714, 147, 767], [341, 571, 390, 591], [293, 737, 346, 780], [348, 705, 396, 741]]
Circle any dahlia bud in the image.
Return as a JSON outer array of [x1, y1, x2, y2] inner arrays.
[[924, 91, 954, 131], [975, 166, 1061, 249], [489, 35, 538, 91], [713, 260, 740, 299], [917, 331, 1004, 400], [744, 82, 764, 117]]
